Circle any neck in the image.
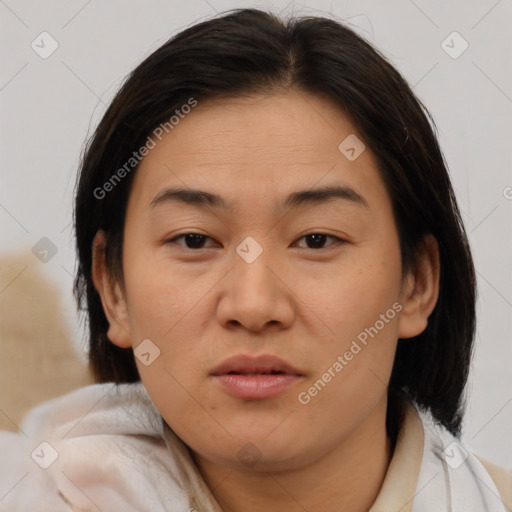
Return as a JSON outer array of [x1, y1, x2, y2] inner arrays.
[[193, 396, 394, 512]]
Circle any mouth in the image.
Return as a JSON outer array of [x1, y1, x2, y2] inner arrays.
[[210, 354, 304, 377], [223, 370, 288, 375], [210, 354, 304, 400]]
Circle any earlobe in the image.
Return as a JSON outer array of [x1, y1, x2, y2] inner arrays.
[[397, 235, 440, 339], [91, 230, 132, 348]]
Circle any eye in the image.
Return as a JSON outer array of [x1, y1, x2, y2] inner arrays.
[[165, 232, 344, 251], [165, 233, 218, 249], [293, 233, 344, 250]]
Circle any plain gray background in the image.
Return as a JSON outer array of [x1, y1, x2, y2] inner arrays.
[[1, 0, 511, 467]]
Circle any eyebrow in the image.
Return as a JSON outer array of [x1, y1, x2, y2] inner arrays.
[[149, 184, 369, 211]]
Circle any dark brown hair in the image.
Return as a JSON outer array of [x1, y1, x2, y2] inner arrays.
[[74, 8, 476, 436]]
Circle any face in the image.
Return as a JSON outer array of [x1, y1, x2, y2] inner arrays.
[[94, 90, 434, 474]]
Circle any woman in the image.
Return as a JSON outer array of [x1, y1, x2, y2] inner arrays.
[[0, 8, 510, 511]]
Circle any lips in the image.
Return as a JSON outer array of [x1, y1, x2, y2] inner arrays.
[[210, 354, 304, 377], [210, 354, 304, 400]]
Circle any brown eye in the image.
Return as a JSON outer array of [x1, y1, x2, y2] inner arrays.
[[294, 233, 343, 250], [167, 233, 216, 249]]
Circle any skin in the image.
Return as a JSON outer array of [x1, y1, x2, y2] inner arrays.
[[93, 90, 439, 512]]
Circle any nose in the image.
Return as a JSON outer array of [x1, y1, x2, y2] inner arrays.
[[216, 244, 295, 333]]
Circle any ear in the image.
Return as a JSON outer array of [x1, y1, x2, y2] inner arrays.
[[397, 235, 440, 339], [91, 230, 132, 348]]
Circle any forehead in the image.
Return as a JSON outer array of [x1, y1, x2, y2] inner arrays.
[[128, 91, 389, 214]]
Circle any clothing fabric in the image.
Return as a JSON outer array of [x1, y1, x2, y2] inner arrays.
[[0, 382, 510, 511]]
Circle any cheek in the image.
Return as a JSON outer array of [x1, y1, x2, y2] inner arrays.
[[305, 241, 403, 340], [299, 239, 403, 392], [121, 246, 216, 393], [121, 243, 205, 340]]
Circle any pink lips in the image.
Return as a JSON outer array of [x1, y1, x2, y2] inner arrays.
[[210, 354, 304, 400]]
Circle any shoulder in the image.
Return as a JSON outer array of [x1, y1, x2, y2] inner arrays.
[[0, 382, 191, 511], [475, 455, 512, 510], [413, 404, 511, 511], [16, 382, 157, 436]]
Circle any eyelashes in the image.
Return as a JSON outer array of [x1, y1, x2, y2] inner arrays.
[[165, 232, 345, 251], [293, 233, 343, 250], [166, 233, 214, 250]]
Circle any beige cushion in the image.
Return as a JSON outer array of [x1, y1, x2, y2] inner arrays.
[[0, 252, 93, 432]]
